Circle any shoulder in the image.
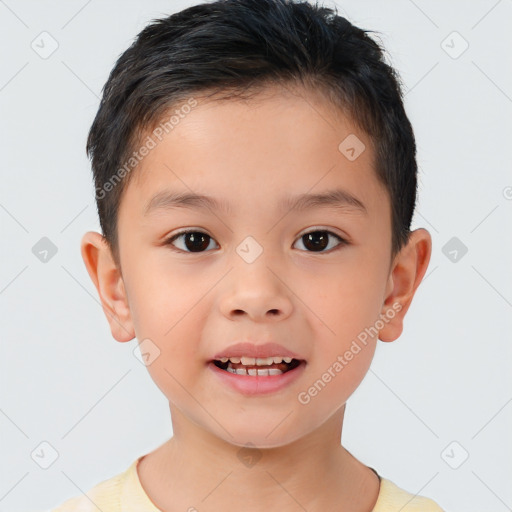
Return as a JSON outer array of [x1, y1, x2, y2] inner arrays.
[[372, 477, 445, 512], [49, 463, 132, 512]]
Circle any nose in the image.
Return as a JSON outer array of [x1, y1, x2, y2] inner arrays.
[[219, 263, 293, 323]]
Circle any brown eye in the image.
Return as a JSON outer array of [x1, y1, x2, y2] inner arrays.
[[166, 230, 218, 253], [165, 229, 346, 254], [294, 230, 346, 253]]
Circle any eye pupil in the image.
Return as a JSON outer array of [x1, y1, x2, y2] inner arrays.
[[184, 232, 210, 252], [303, 231, 329, 252]]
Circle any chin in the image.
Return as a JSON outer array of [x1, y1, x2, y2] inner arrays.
[[211, 421, 311, 450]]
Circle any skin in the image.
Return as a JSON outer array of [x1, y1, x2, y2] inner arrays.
[[81, 84, 431, 511]]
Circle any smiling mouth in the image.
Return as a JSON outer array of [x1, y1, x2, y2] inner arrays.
[[212, 357, 303, 376]]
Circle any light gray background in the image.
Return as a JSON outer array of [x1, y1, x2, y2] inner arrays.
[[1, 1, 511, 511]]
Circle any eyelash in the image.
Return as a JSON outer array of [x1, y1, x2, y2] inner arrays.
[[164, 228, 348, 254]]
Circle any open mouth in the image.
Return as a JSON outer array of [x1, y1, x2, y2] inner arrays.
[[212, 357, 303, 376]]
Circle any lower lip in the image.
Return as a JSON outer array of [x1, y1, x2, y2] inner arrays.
[[208, 361, 306, 396]]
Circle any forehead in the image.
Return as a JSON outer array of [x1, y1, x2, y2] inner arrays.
[[121, 85, 386, 220]]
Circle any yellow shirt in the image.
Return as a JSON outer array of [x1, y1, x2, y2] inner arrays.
[[50, 456, 444, 511]]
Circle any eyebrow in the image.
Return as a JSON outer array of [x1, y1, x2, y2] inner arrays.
[[143, 187, 367, 216]]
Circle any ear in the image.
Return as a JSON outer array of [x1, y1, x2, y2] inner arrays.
[[80, 231, 135, 343], [378, 228, 432, 342]]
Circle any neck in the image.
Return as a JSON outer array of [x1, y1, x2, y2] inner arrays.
[[137, 403, 380, 512]]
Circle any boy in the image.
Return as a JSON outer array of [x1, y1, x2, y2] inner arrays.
[[52, 0, 444, 510]]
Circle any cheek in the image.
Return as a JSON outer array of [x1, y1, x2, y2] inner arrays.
[[292, 253, 384, 400], [297, 256, 386, 343], [125, 269, 210, 374], [126, 262, 202, 335]]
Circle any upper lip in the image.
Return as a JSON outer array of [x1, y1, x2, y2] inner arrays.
[[211, 342, 304, 361]]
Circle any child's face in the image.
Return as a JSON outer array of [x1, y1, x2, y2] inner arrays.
[[86, 86, 426, 448]]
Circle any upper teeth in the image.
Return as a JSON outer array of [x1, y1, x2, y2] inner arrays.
[[218, 356, 293, 365]]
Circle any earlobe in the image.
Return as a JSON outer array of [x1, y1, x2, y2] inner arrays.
[[378, 228, 432, 342], [80, 231, 135, 343]]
